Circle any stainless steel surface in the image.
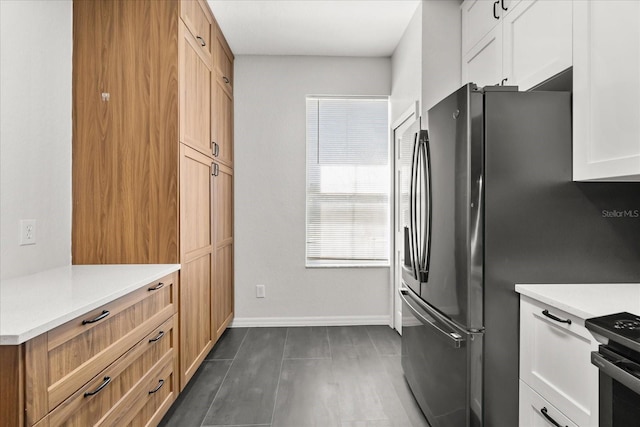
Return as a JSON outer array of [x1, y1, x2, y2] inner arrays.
[[400, 73, 640, 427], [592, 351, 640, 395], [399, 288, 464, 348], [422, 84, 484, 330], [400, 285, 483, 426]]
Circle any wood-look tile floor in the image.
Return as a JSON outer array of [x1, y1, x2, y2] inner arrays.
[[159, 326, 430, 427]]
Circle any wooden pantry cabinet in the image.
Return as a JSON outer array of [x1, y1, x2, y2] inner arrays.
[[71, 0, 234, 398]]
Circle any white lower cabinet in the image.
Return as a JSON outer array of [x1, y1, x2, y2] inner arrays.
[[519, 296, 599, 427], [519, 380, 578, 427]]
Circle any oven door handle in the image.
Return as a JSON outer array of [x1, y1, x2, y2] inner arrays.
[[592, 351, 640, 395]]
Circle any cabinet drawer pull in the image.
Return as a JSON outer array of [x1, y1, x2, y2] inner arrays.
[[148, 379, 165, 394], [213, 141, 219, 157], [84, 376, 111, 397], [501, 0, 508, 11], [540, 407, 567, 427], [223, 76, 230, 84], [196, 35, 206, 47], [82, 310, 110, 325], [493, 1, 499, 19], [212, 162, 219, 177], [149, 330, 165, 343], [542, 309, 572, 325], [148, 282, 164, 291]]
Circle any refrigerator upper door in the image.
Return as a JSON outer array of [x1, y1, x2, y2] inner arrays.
[[423, 84, 484, 330]]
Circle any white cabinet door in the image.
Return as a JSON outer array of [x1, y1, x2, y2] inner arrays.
[[462, 26, 503, 87], [502, 0, 572, 91], [462, 0, 502, 54], [519, 381, 579, 427], [520, 296, 599, 427], [573, 0, 640, 181]]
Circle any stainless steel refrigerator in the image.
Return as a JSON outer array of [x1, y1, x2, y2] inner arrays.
[[399, 80, 640, 427]]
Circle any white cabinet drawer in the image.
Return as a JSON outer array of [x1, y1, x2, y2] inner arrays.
[[519, 380, 578, 427], [520, 296, 599, 427]]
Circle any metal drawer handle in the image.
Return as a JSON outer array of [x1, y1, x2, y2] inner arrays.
[[82, 310, 110, 325], [84, 376, 111, 397], [223, 76, 230, 84], [149, 330, 165, 343], [540, 407, 567, 427], [493, 1, 499, 19], [542, 309, 572, 325], [501, 0, 508, 11], [196, 35, 206, 47], [149, 379, 165, 394], [148, 282, 164, 291]]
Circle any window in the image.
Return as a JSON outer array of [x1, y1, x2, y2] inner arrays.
[[306, 96, 390, 267]]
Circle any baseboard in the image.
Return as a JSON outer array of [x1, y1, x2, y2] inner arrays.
[[229, 315, 391, 328]]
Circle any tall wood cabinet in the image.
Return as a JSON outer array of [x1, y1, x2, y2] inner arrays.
[[72, 0, 234, 398]]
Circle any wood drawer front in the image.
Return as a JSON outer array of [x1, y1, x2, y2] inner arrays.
[[520, 296, 598, 427], [519, 380, 578, 427], [121, 359, 176, 427], [46, 272, 177, 410], [180, 0, 213, 61], [48, 316, 176, 426]]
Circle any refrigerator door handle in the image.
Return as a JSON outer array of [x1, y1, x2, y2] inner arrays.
[[409, 133, 420, 280], [399, 288, 465, 348], [421, 132, 433, 278]]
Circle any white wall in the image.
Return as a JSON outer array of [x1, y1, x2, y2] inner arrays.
[[391, 2, 422, 124], [421, 0, 462, 120], [233, 55, 392, 325], [0, 1, 72, 279]]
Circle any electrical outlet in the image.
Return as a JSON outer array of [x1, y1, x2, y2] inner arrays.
[[20, 219, 36, 245], [256, 284, 266, 298]]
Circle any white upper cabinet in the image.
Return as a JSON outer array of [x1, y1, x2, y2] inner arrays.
[[503, 0, 572, 91], [573, 0, 640, 181], [462, 0, 571, 90]]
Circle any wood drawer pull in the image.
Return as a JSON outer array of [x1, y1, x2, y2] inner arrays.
[[223, 76, 230, 84], [84, 376, 111, 397], [149, 330, 165, 343], [542, 309, 572, 325], [148, 282, 164, 291], [148, 379, 165, 395], [82, 310, 110, 325], [196, 35, 206, 47]]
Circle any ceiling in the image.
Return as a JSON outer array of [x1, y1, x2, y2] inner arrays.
[[207, 0, 421, 57]]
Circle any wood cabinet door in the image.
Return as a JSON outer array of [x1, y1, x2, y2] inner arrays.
[[213, 81, 233, 167], [462, 25, 503, 87], [502, 0, 572, 91], [179, 144, 214, 390], [180, 22, 213, 157], [573, 0, 640, 181], [213, 163, 234, 338]]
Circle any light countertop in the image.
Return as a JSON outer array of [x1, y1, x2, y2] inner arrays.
[[515, 283, 640, 320], [0, 264, 180, 345]]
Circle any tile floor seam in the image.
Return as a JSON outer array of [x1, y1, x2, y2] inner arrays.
[[268, 327, 289, 426], [282, 356, 331, 360], [200, 328, 252, 427], [326, 325, 333, 360], [364, 325, 382, 357]]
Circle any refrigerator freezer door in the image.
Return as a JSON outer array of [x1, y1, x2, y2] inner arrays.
[[400, 287, 483, 427], [423, 84, 484, 329]]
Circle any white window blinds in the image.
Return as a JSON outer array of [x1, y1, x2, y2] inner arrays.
[[306, 97, 390, 267]]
